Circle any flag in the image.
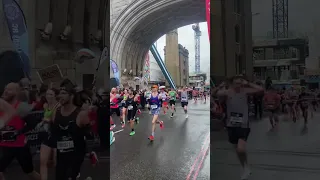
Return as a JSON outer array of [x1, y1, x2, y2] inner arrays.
[[2, 0, 30, 78]]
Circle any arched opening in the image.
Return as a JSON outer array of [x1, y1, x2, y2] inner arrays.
[[110, 0, 206, 79]]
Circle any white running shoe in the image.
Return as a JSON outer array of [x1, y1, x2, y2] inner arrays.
[[77, 173, 80, 179], [185, 114, 189, 119], [85, 177, 92, 180], [240, 167, 251, 180]]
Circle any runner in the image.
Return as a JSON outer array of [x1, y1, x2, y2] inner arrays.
[[178, 86, 191, 119], [121, 89, 128, 124], [214, 76, 263, 180], [49, 80, 91, 180], [0, 83, 41, 180], [110, 88, 123, 128], [168, 88, 177, 118], [145, 88, 152, 114], [263, 86, 281, 131], [192, 88, 198, 103], [124, 87, 139, 136], [40, 88, 60, 180], [287, 87, 299, 122], [148, 85, 164, 141], [298, 87, 313, 130], [159, 86, 168, 114]]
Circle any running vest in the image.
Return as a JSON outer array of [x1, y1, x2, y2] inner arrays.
[[160, 92, 167, 101], [169, 91, 176, 101], [110, 94, 119, 109], [0, 102, 26, 147], [126, 96, 137, 111], [226, 92, 249, 128], [150, 94, 160, 109], [180, 91, 188, 102], [53, 108, 86, 153]]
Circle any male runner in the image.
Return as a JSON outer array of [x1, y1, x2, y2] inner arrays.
[[178, 86, 191, 119], [168, 88, 177, 118], [214, 76, 263, 180]]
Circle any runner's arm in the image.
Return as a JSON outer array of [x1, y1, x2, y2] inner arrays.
[[244, 82, 264, 95], [0, 98, 15, 126]]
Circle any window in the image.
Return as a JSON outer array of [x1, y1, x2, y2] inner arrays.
[[235, 25, 240, 43], [234, 0, 240, 14]]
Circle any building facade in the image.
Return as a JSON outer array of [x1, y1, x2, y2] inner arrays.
[[178, 44, 189, 86], [0, 0, 107, 89], [164, 29, 189, 87], [211, 0, 253, 82]]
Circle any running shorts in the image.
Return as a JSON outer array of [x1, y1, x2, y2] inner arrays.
[[169, 100, 176, 106], [162, 101, 168, 106], [227, 127, 250, 144], [266, 108, 279, 114], [150, 107, 160, 115], [0, 146, 34, 173], [110, 108, 120, 116], [181, 102, 188, 107], [56, 151, 85, 180], [127, 110, 137, 121]]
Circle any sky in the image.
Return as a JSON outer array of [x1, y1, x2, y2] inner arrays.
[[154, 22, 210, 75]]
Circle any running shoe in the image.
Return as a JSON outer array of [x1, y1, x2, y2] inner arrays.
[[159, 121, 164, 129], [135, 117, 139, 124], [77, 173, 80, 179], [85, 177, 92, 180], [240, 167, 251, 180], [185, 114, 189, 119], [121, 122, 125, 128], [90, 151, 99, 166], [130, 131, 135, 136], [110, 124, 116, 130], [148, 135, 154, 141], [137, 109, 141, 114]]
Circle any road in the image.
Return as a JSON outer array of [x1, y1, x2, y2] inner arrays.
[[212, 112, 320, 180], [110, 100, 210, 180], [2, 156, 109, 179]]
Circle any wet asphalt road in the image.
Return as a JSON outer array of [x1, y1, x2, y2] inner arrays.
[[2, 156, 109, 179], [212, 112, 320, 180], [110, 100, 210, 180]]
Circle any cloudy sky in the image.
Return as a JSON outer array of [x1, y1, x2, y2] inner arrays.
[[154, 22, 210, 75]]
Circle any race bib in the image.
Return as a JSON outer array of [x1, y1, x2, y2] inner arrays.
[[151, 105, 158, 109], [181, 97, 187, 101], [57, 140, 74, 150], [230, 112, 243, 125], [110, 102, 115, 105], [162, 98, 166, 101], [128, 105, 133, 110], [1, 131, 16, 142]]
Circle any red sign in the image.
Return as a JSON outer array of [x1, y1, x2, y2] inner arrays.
[[206, 0, 210, 41]]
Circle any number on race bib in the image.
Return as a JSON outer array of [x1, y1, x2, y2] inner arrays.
[[151, 105, 158, 109], [57, 140, 74, 150], [230, 112, 243, 125], [128, 105, 133, 110]]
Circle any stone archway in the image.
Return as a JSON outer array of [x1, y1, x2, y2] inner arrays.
[[109, 0, 206, 80]]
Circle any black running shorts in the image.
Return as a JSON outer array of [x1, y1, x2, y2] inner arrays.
[[169, 100, 176, 106], [227, 127, 250, 144], [181, 102, 188, 107], [0, 146, 34, 173], [110, 108, 120, 116], [127, 109, 137, 121]]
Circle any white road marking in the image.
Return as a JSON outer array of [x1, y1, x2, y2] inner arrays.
[[114, 129, 124, 134]]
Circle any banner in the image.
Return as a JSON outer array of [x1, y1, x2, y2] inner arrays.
[[2, 0, 30, 78], [110, 59, 120, 85], [206, 0, 210, 41]]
